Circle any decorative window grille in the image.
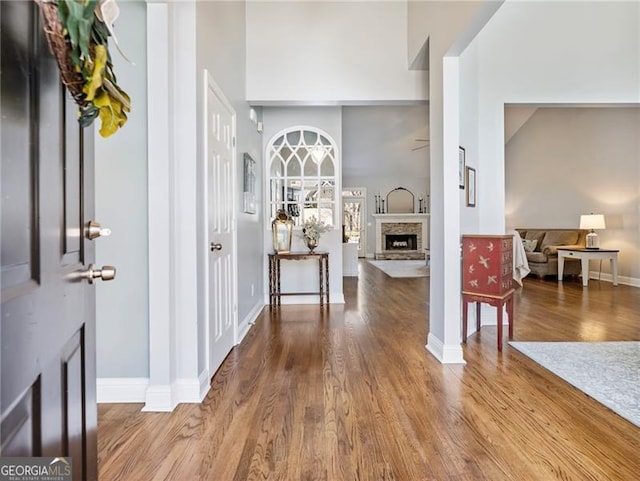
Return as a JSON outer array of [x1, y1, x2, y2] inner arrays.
[[267, 127, 337, 227]]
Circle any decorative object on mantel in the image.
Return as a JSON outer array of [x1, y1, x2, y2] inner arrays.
[[36, 0, 131, 138], [272, 209, 293, 253], [418, 194, 429, 214], [301, 215, 330, 253], [386, 187, 415, 214], [579, 213, 606, 249], [374, 193, 386, 214]]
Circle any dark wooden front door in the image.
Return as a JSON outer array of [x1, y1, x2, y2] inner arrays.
[[1, 2, 98, 480]]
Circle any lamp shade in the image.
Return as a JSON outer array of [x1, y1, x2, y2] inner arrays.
[[580, 214, 606, 230]]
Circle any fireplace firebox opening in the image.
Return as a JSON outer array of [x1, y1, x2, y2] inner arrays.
[[385, 234, 417, 251]]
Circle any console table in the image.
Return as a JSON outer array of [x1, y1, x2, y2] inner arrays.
[[268, 252, 329, 307], [557, 248, 619, 287]]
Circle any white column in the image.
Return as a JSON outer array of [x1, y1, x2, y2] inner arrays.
[[144, 0, 204, 411], [145, 0, 176, 411], [426, 54, 465, 364]]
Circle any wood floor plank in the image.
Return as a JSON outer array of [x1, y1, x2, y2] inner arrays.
[[98, 262, 639, 480]]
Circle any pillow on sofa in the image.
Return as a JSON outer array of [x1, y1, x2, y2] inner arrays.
[[524, 231, 546, 251], [540, 230, 579, 251], [522, 239, 537, 252]]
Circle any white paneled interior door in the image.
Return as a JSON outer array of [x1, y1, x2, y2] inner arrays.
[[205, 71, 237, 377]]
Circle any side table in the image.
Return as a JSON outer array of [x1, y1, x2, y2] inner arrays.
[[557, 248, 619, 287]]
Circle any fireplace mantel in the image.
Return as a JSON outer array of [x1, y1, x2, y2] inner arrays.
[[372, 213, 430, 220], [373, 214, 430, 260]]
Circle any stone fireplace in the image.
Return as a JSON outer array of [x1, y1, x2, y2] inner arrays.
[[373, 214, 429, 260]]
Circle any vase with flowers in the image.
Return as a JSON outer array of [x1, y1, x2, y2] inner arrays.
[[301, 216, 330, 253]]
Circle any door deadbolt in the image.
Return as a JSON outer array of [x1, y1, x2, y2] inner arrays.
[[86, 220, 112, 240], [80, 264, 116, 284]]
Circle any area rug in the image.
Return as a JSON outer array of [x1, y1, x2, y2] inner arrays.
[[509, 341, 639, 427], [367, 260, 429, 278]]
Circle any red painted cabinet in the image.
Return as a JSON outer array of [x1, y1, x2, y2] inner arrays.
[[462, 235, 513, 296], [461, 235, 515, 352]]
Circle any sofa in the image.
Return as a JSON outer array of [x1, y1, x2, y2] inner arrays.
[[516, 228, 588, 278]]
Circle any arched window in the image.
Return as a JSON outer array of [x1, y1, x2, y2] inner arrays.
[[267, 127, 338, 227]]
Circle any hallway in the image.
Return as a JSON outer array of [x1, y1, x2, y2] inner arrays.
[[98, 261, 639, 480]]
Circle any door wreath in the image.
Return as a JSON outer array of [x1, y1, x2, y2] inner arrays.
[[36, 0, 131, 138]]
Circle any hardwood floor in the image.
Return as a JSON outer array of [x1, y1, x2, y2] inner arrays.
[[98, 261, 639, 480]]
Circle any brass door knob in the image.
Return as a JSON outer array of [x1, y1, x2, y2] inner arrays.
[[80, 264, 116, 284], [210, 243, 223, 252]]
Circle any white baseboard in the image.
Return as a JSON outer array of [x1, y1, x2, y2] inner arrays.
[[97, 377, 149, 403], [426, 332, 466, 364], [142, 384, 175, 412], [237, 300, 264, 344], [199, 369, 211, 401], [589, 271, 640, 288], [173, 377, 206, 404], [141, 373, 211, 412]]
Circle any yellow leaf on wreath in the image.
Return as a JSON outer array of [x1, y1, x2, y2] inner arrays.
[[83, 45, 108, 101], [94, 91, 128, 138]]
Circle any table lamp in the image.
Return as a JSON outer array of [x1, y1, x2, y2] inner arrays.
[[580, 214, 605, 249]]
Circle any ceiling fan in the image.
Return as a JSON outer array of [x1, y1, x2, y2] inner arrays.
[[412, 139, 430, 151]]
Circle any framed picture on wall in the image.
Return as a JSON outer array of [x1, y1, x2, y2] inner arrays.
[[459, 146, 466, 189], [466, 166, 476, 207], [243, 153, 256, 214]]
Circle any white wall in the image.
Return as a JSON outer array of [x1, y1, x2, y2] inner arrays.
[[407, 0, 492, 363], [95, 1, 149, 378], [246, 1, 428, 104], [262, 107, 344, 304], [341, 105, 429, 178], [196, 1, 265, 375], [408, 0, 491, 65], [462, 0, 640, 236], [455, 1, 640, 334], [458, 39, 479, 235], [505, 107, 640, 283], [97, 1, 266, 406], [342, 105, 429, 256]]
